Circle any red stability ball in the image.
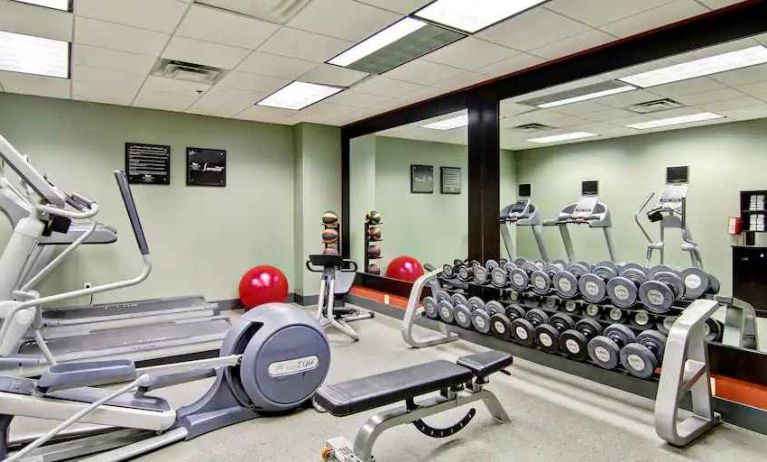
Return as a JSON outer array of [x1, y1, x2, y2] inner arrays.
[[239, 265, 289, 310], [385, 256, 424, 282]]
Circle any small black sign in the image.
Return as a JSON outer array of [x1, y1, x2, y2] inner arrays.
[[666, 166, 689, 184], [582, 180, 599, 196], [125, 142, 170, 185], [440, 167, 461, 194], [410, 164, 433, 194], [187, 147, 226, 187]]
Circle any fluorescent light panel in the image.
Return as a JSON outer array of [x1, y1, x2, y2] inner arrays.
[[620, 45, 767, 88], [330, 17, 426, 67], [538, 85, 636, 108], [421, 114, 468, 130], [12, 0, 69, 11], [0, 31, 69, 78], [626, 112, 724, 130], [414, 0, 548, 33], [528, 132, 597, 144], [257, 81, 343, 110]]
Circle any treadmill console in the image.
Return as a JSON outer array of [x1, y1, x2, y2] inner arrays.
[[505, 199, 531, 222], [572, 196, 599, 220]]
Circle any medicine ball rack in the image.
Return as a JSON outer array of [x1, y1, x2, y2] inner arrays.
[[401, 266, 761, 446], [364, 211, 383, 275]]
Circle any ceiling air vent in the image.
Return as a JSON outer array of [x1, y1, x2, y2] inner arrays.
[[194, 0, 310, 24], [627, 98, 684, 114], [513, 123, 554, 133], [152, 59, 224, 85]]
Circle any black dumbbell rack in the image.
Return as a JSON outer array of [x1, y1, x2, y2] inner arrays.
[[364, 221, 383, 274]]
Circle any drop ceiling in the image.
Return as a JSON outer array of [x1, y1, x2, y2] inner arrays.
[[0, 0, 751, 127]]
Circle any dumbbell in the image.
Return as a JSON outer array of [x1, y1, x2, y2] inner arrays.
[[606, 266, 649, 308], [510, 308, 549, 346], [534, 313, 576, 354], [604, 306, 628, 324], [508, 261, 541, 291], [485, 259, 500, 270], [529, 264, 562, 296], [578, 267, 617, 304], [490, 304, 526, 340], [471, 299, 503, 335], [489, 262, 512, 288], [629, 309, 654, 329], [680, 267, 720, 299], [562, 299, 580, 315], [656, 316, 723, 342], [552, 263, 589, 299], [433, 290, 455, 324], [638, 270, 685, 313], [559, 317, 603, 361], [587, 324, 637, 370], [441, 259, 461, 279], [422, 296, 439, 319], [473, 265, 490, 285], [620, 330, 667, 378], [457, 261, 482, 282], [451, 293, 472, 329], [583, 303, 603, 319]]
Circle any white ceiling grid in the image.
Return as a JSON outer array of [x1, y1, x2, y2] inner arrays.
[[0, 0, 753, 127]]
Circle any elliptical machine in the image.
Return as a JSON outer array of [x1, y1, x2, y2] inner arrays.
[[306, 254, 373, 341], [0, 171, 331, 462]]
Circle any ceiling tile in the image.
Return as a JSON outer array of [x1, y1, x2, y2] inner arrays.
[[383, 59, 465, 86], [299, 100, 366, 126], [237, 52, 316, 79], [600, 0, 707, 38], [478, 53, 545, 78], [235, 105, 300, 125], [133, 87, 199, 112], [756, 33, 767, 46], [351, 76, 429, 97], [545, 0, 673, 28], [702, 95, 765, 112], [718, 105, 767, 122], [587, 89, 658, 108], [72, 80, 138, 106], [738, 80, 767, 99], [530, 29, 615, 60], [72, 65, 147, 90], [673, 87, 747, 105], [500, 101, 535, 117], [431, 70, 489, 91], [163, 36, 250, 69], [0, 0, 73, 42], [424, 38, 517, 71], [217, 71, 289, 93], [143, 75, 210, 96], [258, 27, 352, 63], [696, 0, 749, 9], [0, 71, 70, 99], [322, 89, 398, 108], [300, 64, 368, 87], [175, 4, 279, 49], [550, 100, 612, 116], [287, 0, 400, 42], [75, 17, 169, 56], [649, 77, 727, 98], [581, 107, 644, 123], [712, 63, 767, 86], [75, 0, 188, 33], [73, 44, 156, 74], [476, 8, 591, 52], [186, 86, 263, 117], [354, 0, 432, 14]]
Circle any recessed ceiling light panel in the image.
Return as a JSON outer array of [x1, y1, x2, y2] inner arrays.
[[521, 80, 636, 108], [528, 132, 598, 144], [257, 81, 343, 110], [12, 0, 70, 11], [330, 18, 426, 67], [0, 31, 69, 78], [626, 112, 724, 130], [414, 0, 549, 33], [421, 114, 468, 130], [620, 45, 767, 88]]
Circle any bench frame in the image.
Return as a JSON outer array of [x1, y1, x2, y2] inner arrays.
[[322, 381, 510, 462]]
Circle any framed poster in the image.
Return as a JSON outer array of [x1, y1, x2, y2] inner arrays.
[[440, 167, 461, 194], [410, 164, 434, 194], [125, 142, 170, 185], [187, 147, 226, 187]]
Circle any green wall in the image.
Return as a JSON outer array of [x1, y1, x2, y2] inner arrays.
[[0, 93, 301, 303], [349, 135, 377, 268], [514, 118, 767, 295]]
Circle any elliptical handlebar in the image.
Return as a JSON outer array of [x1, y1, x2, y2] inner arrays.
[[635, 192, 656, 244]]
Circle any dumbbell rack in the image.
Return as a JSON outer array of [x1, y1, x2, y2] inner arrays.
[[364, 221, 383, 275], [402, 264, 761, 447]]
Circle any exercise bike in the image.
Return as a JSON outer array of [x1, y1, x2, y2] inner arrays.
[[307, 254, 373, 341], [0, 171, 331, 462]]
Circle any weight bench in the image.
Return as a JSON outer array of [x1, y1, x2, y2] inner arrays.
[[317, 350, 513, 462]]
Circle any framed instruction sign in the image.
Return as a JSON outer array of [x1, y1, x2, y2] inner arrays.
[[440, 167, 461, 194], [410, 164, 434, 194], [125, 142, 170, 185], [187, 147, 226, 187]]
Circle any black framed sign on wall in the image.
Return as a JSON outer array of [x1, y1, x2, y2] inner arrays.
[[410, 164, 434, 193], [187, 147, 227, 187], [125, 142, 171, 185], [440, 167, 461, 194]]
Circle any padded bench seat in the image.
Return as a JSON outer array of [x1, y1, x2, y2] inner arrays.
[[316, 351, 512, 417]]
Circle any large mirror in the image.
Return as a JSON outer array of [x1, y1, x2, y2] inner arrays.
[[497, 36, 767, 351]]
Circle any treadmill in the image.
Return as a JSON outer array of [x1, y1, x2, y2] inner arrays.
[[0, 134, 230, 377], [500, 183, 549, 262], [544, 180, 617, 262]]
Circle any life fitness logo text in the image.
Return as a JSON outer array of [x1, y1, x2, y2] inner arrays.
[[268, 356, 319, 377]]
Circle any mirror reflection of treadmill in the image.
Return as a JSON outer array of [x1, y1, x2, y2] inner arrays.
[[500, 184, 549, 262]]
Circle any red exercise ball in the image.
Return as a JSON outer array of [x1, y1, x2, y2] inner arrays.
[[385, 256, 424, 282], [239, 265, 289, 310]]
